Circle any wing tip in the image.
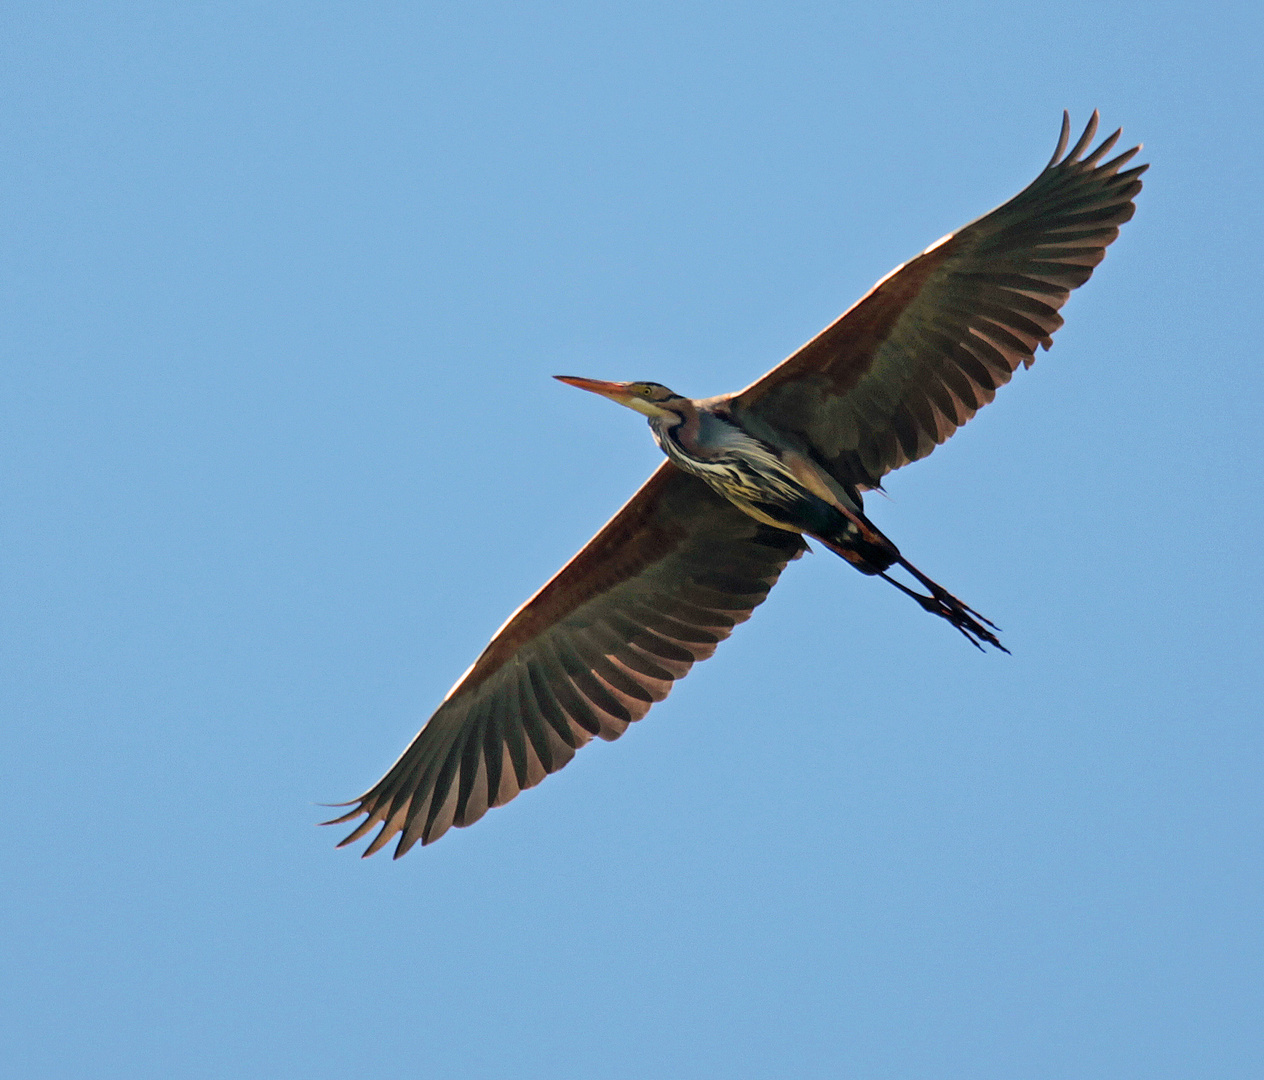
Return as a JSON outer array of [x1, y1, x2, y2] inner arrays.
[[1049, 110, 1145, 183], [1047, 110, 1072, 167], [319, 801, 367, 828], [1073, 109, 1101, 161]]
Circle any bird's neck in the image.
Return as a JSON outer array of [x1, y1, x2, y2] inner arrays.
[[650, 399, 703, 456]]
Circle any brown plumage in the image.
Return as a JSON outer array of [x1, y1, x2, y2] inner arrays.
[[327, 112, 1145, 857]]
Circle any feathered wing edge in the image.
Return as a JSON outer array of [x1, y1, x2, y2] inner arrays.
[[730, 111, 1147, 488], [323, 463, 807, 857]]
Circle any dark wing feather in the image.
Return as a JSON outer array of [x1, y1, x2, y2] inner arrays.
[[729, 112, 1146, 489], [326, 461, 806, 857]]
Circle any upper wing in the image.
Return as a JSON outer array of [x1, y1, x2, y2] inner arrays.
[[729, 112, 1146, 489], [328, 461, 806, 857]]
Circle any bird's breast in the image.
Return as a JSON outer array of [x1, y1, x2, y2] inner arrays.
[[653, 420, 826, 533]]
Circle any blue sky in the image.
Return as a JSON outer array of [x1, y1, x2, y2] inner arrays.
[[3, 2, 1261, 1077]]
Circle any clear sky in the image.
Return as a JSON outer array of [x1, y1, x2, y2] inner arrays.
[[3, 2, 1261, 1078]]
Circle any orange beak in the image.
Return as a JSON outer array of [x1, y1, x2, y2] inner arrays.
[[554, 375, 636, 405]]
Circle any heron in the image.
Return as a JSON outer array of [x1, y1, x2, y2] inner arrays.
[[328, 112, 1145, 857]]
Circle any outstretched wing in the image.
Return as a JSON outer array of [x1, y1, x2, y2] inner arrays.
[[729, 112, 1146, 489], [327, 462, 806, 857]]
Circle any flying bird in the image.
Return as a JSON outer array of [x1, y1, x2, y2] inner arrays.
[[328, 112, 1145, 857]]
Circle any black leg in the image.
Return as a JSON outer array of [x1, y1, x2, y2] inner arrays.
[[878, 559, 1009, 653]]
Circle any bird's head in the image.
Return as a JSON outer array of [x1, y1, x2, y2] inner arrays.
[[554, 376, 690, 420]]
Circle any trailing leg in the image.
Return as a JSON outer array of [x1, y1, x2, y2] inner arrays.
[[815, 521, 1007, 653], [878, 556, 1007, 652]]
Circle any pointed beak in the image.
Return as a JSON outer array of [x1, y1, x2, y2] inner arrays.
[[554, 375, 637, 405]]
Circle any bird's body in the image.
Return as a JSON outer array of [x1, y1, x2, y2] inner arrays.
[[652, 395, 855, 530], [329, 113, 1146, 857], [557, 377, 999, 647]]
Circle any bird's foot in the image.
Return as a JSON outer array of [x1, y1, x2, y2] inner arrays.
[[916, 583, 1008, 653], [880, 565, 1009, 653]]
